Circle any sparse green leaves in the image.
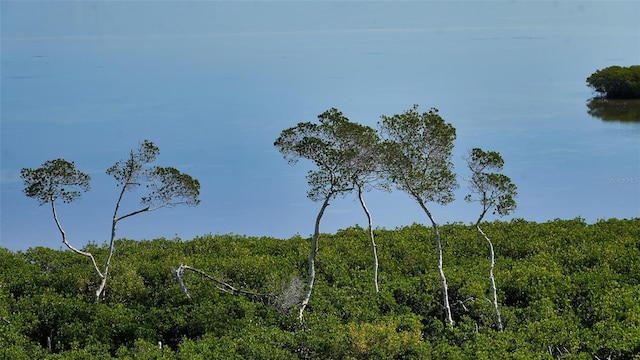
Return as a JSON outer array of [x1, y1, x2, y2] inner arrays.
[[107, 140, 200, 210], [142, 166, 201, 208], [465, 148, 517, 220], [21, 159, 91, 205], [106, 140, 159, 189]]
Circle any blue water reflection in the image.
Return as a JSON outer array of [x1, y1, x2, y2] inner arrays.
[[1, 1, 639, 250]]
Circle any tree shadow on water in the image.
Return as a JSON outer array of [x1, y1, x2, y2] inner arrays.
[[586, 98, 640, 122]]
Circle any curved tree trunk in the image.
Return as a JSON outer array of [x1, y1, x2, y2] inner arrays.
[[95, 183, 127, 300], [357, 185, 379, 292], [51, 200, 104, 284], [417, 198, 453, 327], [96, 166, 151, 300], [299, 195, 331, 323], [476, 222, 503, 331]]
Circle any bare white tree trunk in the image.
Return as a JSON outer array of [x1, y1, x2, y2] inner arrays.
[[51, 200, 104, 285], [417, 198, 453, 327], [96, 184, 126, 299], [476, 223, 503, 331], [299, 196, 331, 323], [96, 172, 151, 300], [357, 185, 379, 292]]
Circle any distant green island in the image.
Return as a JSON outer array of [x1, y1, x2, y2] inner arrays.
[[587, 65, 640, 99]]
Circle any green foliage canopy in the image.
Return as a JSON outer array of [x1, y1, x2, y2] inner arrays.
[[379, 105, 458, 205], [2, 219, 640, 358], [465, 148, 518, 221], [107, 140, 201, 212], [274, 108, 379, 202], [21, 159, 90, 206]]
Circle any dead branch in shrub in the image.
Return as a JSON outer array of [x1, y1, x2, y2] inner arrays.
[[174, 264, 304, 314], [174, 264, 272, 299]]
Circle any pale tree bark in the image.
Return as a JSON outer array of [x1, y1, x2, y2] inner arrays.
[[475, 212, 503, 331], [95, 187, 124, 300], [357, 185, 379, 292], [416, 197, 453, 327], [174, 264, 303, 315], [299, 195, 331, 323], [174, 264, 272, 299], [95, 180, 152, 300], [51, 199, 105, 286]]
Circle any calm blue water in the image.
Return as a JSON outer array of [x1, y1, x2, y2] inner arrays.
[[1, 1, 639, 251]]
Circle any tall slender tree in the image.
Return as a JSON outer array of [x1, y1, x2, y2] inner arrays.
[[274, 108, 382, 321], [465, 147, 517, 331], [379, 105, 458, 326], [21, 140, 201, 300], [332, 117, 385, 292]]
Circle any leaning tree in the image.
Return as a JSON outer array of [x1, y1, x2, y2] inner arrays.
[[21, 159, 95, 273], [331, 113, 386, 293], [465, 147, 517, 331], [379, 105, 458, 327], [274, 108, 382, 321], [21, 140, 201, 300]]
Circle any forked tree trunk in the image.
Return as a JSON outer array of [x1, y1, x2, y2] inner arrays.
[[96, 183, 127, 300], [357, 185, 379, 292], [96, 176, 150, 300], [476, 222, 504, 331], [416, 198, 453, 327], [299, 195, 331, 323]]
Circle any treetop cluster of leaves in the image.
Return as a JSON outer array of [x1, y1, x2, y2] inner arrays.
[[1, 218, 639, 358]]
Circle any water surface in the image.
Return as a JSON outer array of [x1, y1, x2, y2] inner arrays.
[[1, 1, 639, 251]]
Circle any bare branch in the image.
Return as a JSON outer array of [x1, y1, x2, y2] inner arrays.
[[174, 264, 273, 300]]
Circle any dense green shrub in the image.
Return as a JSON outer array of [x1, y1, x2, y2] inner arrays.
[[1, 218, 639, 358]]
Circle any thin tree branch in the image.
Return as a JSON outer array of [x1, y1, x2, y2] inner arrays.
[[51, 200, 104, 281], [116, 206, 151, 222], [174, 264, 273, 300]]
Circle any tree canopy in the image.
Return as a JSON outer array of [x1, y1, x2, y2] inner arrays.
[[21, 159, 91, 206]]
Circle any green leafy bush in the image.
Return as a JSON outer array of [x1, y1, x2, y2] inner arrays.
[[1, 218, 639, 358]]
